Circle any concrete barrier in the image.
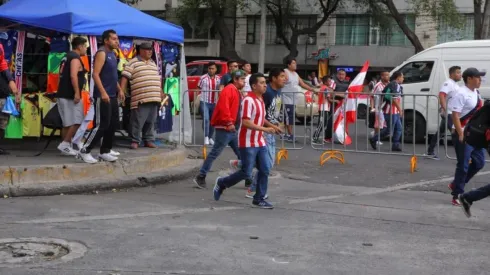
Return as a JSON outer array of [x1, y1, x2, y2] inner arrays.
[[0, 146, 200, 197]]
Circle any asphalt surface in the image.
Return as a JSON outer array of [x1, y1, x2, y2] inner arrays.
[[1, 118, 490, 274]]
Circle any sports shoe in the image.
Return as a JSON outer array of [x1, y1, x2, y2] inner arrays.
[[458, 194, 472, 218], [287, 135, 296, 143], [312, 139, 323, 145], [58, 142, 77, 156], [193, 175, 206, 189], [229, 160, 240, 172], [130, 142, 139, 149], [99, 153, 118, 162], [110, 150, 121, 156], [369, 138, 377, 150], [213, 177, 224, 201], [204, 137, 210, 145], [452, 198, 461, 206], [244, 178, 252, 188], [77, 152, 98, 164], [209, 138, 215, 145], [245, 188, 269, 200], [144, 142, 158, 148], [426, 152, 439, 160], [252, 200, 274, 209], [448, 183, 454, 191]]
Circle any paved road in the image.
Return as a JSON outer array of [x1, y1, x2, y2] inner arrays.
[[1, 118, 490, 274]]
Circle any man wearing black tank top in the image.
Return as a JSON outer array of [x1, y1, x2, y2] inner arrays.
[[56, 36, 88, 157], [79, 30, 124, 164]]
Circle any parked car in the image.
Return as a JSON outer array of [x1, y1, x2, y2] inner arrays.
[[186, 60, 229, 109]]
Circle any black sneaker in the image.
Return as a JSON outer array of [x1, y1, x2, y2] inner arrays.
[[458, 194, 472, 218], [392, 146, 402, 152], [193, 175, 206, 189], [252, 200, 274, 209], [369, 138, 377, 150]]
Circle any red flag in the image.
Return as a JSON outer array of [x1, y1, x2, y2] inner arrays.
[[345, 61, 370, 124]]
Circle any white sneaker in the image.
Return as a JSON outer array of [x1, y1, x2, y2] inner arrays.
[[99, 153, 118, 162], [204, 137, 210, 145], [209, 138, 215, 145], [377, 141, 383, 145], [77, 152, 98, 164], [109, 150, 120, 156], [58, 142, 77, 156]]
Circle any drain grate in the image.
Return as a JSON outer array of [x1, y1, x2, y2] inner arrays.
[[0, 238, 87, 267]]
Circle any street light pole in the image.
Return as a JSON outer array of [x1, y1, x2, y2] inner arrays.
[[258, 0, 266, 73]]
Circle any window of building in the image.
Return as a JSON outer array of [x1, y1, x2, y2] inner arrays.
[[335, 16, 370, 46], [336, 15, 415, 47], [379, 15, 416, 47], [398, 61, 435, 84], [437, 14, 474, 44], [245, 15, 317, 45]]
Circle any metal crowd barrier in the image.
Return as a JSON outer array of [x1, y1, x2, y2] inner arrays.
[[310, 91, 440, 173], [275, 92, 311, 164], [182, 89, 222, 158]]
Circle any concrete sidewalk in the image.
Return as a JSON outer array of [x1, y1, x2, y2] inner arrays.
[[0, 138, 200, 197]]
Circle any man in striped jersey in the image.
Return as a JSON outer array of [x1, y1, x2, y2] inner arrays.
[[369, 70, 390, 145], [120, 42, 165, 150], [369, 71, 404, 151], [213, 73, 282, 209], [198, 62, 221, 145], [312, 75, 336, 144]]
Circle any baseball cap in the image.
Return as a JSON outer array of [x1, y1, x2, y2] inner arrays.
[[139, 42, 153, 50], [463, 67, 486, 80], [231, 70, 247, 79]]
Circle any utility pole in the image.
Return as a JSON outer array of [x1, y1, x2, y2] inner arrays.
[[258, 0, 266, 73]]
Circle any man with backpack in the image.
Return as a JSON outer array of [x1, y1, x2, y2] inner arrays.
[[369, 71, 404, 151], [447, 67, 485, 207], [459, 100, 490, 217]]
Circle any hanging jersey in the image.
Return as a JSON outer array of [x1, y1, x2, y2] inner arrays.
[[47, 52, 66, 93], [22, 93, 41, 137], [116, 38, 136, 71], [161, 43, 179, 63], [48, 35, 70, 53], [157, 95, 174, 133], [5, 96, 24, 139], [0, 30, 17, 64], [0, 44, 7, 71], [39, 92, 60, 136], [164, 77, 180, 115]]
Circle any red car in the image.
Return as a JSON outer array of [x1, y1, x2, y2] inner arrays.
[[186, 60, 229, 103]]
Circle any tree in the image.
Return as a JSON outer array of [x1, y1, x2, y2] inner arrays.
[[177, 0, 247, 61], [353, 0, 462, 53], [475, 0, 490, 39], [263, 0, 341, 61], [119, 0, 141, 4]]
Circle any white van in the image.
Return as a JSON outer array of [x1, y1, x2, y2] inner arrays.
[[391, 40, 490, 142]]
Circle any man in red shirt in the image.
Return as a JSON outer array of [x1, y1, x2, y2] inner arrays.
[[193, 70, 246, 189], [212, 73, 282, 209]]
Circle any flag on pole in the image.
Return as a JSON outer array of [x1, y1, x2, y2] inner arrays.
[[345, 61, 370, 124]]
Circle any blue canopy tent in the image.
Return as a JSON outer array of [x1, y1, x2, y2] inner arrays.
[[0, 0, 191, 144], [0, 0, 184, 43]]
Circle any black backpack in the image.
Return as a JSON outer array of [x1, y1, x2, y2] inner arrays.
[[464, 100, 490, 149]]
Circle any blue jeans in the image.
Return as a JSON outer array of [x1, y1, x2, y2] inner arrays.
[[463, 183, 490, 203], [199, 129, 240, 176], [372, 113, 402, 147], [200, 101, 215, 138], [250, 133, 275, 192], [451, 132, 485, 198], [428, 114, 453, 154], [219, 146, 271, 202]]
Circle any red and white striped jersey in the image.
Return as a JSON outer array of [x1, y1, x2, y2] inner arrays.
[[372, 81, 387, 110], [198, 74, 221, 104], [238, 93, 266, 148]]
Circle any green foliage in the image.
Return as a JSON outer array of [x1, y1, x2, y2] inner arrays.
[[120, 0, 141, 4]]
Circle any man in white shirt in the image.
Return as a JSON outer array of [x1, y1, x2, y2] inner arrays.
[[282, 57, 317, 142], [427, 66, 461, 159], [447, 67, 485, 206], [242, 61, 252, 95]]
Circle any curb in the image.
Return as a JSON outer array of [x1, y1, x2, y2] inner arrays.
[[7, 158, 201, 197]]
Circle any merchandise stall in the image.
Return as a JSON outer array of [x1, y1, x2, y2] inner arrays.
[[0, 0, 191, 144]]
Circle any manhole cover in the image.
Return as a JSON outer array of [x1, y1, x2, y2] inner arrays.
[[0, 238, 87, 267]]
